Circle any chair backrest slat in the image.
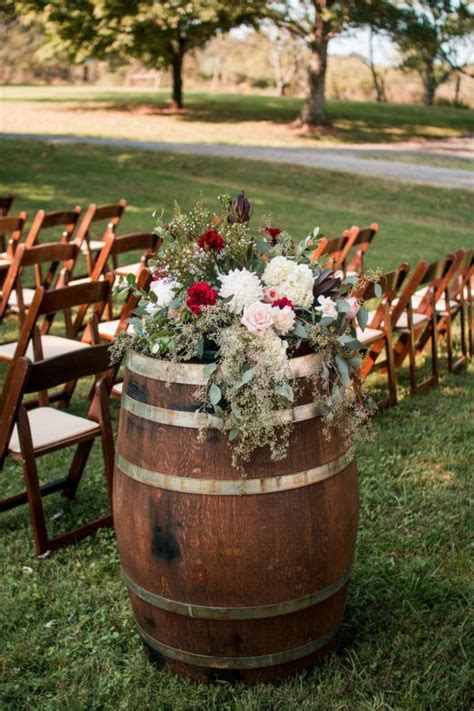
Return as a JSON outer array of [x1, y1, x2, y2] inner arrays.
[[24, 344, 114, 393]]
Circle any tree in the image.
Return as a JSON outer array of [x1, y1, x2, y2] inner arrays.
[[357, 28, 388, 102], [393, 1, 474, 105], [13, 1, 273, 109], [278, 1, 399, 126]]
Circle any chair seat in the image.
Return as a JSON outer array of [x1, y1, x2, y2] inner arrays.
[[68, 275, 105, 286], [409, 287, 458, 313], [394, 312, 429, 332], [115, 262, 141, 277], [334, 269, 359, 280], [98, 319, 135, 340], [0, 335, 89, 362], [5, 287, 36, 309], [98, 319, 120, 339], [0, 256, 10, 272], [81, 240, 105, 253], [9, 406, 100, 454], [356, 326, 384, 345], [111, 381, 123, 397]]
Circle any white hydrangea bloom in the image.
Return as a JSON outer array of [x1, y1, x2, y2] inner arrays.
[[262, 256, 295, 286], [146, 278, 180, 314], [218, 268, 264, 314], [263, 257, 314, 309]]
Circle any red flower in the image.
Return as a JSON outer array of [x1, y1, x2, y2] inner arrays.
[[272, 297, 294, 310], [197, 228, 225, 253], [186, 282, 218, 314], [263, 226, 282, 246]]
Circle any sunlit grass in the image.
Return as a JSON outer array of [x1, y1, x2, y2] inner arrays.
[[1, 85, 473, 146]]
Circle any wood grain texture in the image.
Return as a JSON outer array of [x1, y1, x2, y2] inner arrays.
[[113, 352, 359, 683]]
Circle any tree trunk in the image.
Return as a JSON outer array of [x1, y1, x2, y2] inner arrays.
[[171, 50, 184, 109], [423, 62, 436, 105], [300, 36, 329, 125]]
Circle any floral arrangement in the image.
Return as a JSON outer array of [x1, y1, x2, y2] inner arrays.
[[113, 193, 375, 466]]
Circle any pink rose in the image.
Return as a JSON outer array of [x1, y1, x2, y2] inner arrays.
[[272, 305, 296, 335], [241, 302, 274, 336], [263, 286, 281, 303], [345, 296, 360, 320]]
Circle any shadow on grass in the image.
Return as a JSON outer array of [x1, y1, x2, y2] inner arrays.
[[42, 92, 474, 143]]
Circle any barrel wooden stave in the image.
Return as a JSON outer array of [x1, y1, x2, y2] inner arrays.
[[114, 352, 359, 683]]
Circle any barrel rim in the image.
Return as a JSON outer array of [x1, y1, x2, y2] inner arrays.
[[127, 349, 324, 386]]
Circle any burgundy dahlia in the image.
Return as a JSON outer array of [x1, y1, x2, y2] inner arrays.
[[186, 282, 218, 315], [197, 228, 225, 253], [272, 297, 294, 310]]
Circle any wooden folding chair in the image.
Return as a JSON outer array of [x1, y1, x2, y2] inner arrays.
[[0, 212, 28, 276], [0, 242, 80, 326], [112, 231, 160, 279], [74, 200, 127, 275], [0, 194, 15, 250], [0, 344, 117, 556], [98, 265, 151, 342], [310, 232, 357, 276], [427, 249, 471, 372], [355, 263, 410, 407], [0, 279, 113, 386], [345, 224, 379, 277], [24, 207, 82, 249], [392, 256, 455, 394]]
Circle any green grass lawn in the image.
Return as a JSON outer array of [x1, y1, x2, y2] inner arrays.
[[0, 140, 472, 709], [2, 85, 473, 145]]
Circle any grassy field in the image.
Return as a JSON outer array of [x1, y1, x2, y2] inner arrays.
[[0, 140, 473, 709], [1, 85, 473, 147]]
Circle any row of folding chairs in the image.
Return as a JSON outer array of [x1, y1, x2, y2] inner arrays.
[[354, 249, 473, 407], [0, 194, 128, 279]]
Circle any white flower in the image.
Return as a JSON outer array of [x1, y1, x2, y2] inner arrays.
[[241, 302, 274, 336], [218, 268, 263, 314], [146, 278, 180, 314], [316, 295, 338, 320], [272, 305, 296, 335], [263, 257, 314, 308], [263, 256, 295, 285]]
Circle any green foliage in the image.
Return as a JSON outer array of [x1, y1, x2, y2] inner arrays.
[[391, 1, 474, 104], [12, 0, 275, 106]]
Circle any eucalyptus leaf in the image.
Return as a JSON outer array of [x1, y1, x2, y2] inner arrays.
[[168, 297, 183, 309], [209, 383, 222, 406], [350, 356, 363, 366], [357, 306, 369, 331], [335, 354, 351, 388], [292, 320, 308, 338], [374, 282, 383, 298], [237, 369, 254, 388], [228, 428, 240, 442], [274, 382, 294, 402], [203, 362, 218, 377], [344, 274, 359, 285], [337, 300, 350, 313]]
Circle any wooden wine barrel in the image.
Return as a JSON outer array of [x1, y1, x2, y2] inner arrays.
[[113, 350, 359, 684]]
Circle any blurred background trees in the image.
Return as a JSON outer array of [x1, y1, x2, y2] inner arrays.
[[2, 0, 473, 118]]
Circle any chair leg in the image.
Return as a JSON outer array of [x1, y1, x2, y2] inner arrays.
[[95, 380, 115, 506], [430, 309, 439, 384], [62, 439, 95, 500], [385, 335, 398, 407], [17, 408, 50, 555]]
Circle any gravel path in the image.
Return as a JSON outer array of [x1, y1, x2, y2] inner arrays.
[[2, 132, 473, 191]]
